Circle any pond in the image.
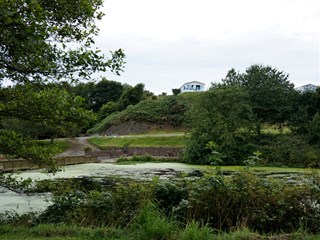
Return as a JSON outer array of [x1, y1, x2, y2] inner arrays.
[[0, 162, 196, 214], [1, 162, 312, 215]]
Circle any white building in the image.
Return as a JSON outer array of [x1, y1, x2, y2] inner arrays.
[[180, 81, 205, 93], [295, 84, 319, 93]]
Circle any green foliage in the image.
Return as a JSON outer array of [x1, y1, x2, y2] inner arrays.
[[172, 88, 181, 95], [117, 83, 146, 111], [1, 224, 320, 240], [153, 180, 187, 215], [132, 202, 178, 240], [308, 112, 320, 143], [221, 64, 296, 131], [257, 134, 320, 167], [33, 172, 320, 234], [73, 78, 124, 112], [2, 172, 320, 237], [38, 183, 151, 227], [0, 0, 124, 168], [243, 151, 262, 169], [89, 94, 193, 134], [98, 101, 119, 121], [291, 89, 320, 133], [179, 221, 214, 240], [0, 0, 124, 84], [0, 85, 96, 139], [184, 85, 254, 165], [0, 130, 57, 169], [175, 172, 320, 233], [88, 135, 187, 148], [205, 141, 224, 166]]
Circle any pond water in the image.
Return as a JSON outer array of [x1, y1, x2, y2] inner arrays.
[[0, 187, 50, 215], [1, 163, 310, 215], [1, 162, 196, 214]]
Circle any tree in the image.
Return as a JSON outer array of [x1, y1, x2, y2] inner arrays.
[[184, 86, 254, 165], [118, 83, 145, 110], [0, 85, 96, 141], [90, 78, 123, 111], [0, 0, 125, 84], [308, 112, 320, 143], [290, 88, 320, 133], [0, 0, 124, 168], [172, 88, 181, 95], [222, 64, 296, 133]]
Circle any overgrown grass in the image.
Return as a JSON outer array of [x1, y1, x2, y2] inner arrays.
[[88, 135, 187, 148], [1, 219, 320, 239], [88, 93, 202, 134], [37, 139, 71, 155]]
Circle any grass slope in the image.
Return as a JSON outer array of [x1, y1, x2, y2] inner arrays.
[[88, 93, 202, 134], [88, 135, 187, 148]]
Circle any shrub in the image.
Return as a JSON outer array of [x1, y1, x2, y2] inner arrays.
[[309, 112, 320, 143], [174, 172, 320, 233], [179, 221, 215, 240], [132, 202, 178, 240], [257, 133, 320, 167], [153, 180, 188, 215]]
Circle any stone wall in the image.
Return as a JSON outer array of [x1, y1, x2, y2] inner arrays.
[[86, 146, 183, 158]]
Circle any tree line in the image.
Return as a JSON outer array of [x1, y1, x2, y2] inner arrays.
[[185, 64, 320, 166]]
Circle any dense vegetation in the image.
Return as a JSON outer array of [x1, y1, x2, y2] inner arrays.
[[0, 0, 124, 168], [1, 169, 320, 238], [0, 0, 319, 238], [184, 65, 320, 167]]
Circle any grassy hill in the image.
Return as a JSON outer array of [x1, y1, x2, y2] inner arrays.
[[88, 93, 202, 134]]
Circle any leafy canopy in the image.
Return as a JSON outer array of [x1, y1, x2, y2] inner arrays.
[[184, 85, 253, 165], [0, 0, 125, 168], [0, 0, 125, 84], [221, 64, 296, 129]]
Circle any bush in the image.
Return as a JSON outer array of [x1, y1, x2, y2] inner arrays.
[[175, 172, 320, 233], [132, 202, 178, 240], [257, 133, 320, 167], [309, 112, 320, 143], [35, 171, 320, 234], [38, 183, 151, 227]]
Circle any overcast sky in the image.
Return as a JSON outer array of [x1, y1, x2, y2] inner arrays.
[[95, 0, 319, 94]]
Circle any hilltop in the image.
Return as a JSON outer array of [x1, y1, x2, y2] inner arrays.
[[88, 92, 202, 135]]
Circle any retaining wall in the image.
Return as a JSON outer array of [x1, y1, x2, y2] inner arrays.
[[0, 147, 183, 172], [85, 146, 183, 158], [0, 156, 97, 173]]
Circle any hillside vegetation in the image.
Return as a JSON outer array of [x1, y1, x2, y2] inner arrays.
[[89, 93, 201, 134]]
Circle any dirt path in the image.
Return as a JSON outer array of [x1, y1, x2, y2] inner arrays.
[[56, 137, 100, 157], [56, 133, 185, 158]]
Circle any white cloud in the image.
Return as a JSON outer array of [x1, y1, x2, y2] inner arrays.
[[97, 0, 319, 94]]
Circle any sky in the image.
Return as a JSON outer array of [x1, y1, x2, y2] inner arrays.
[[95, 0, 319, 94]]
